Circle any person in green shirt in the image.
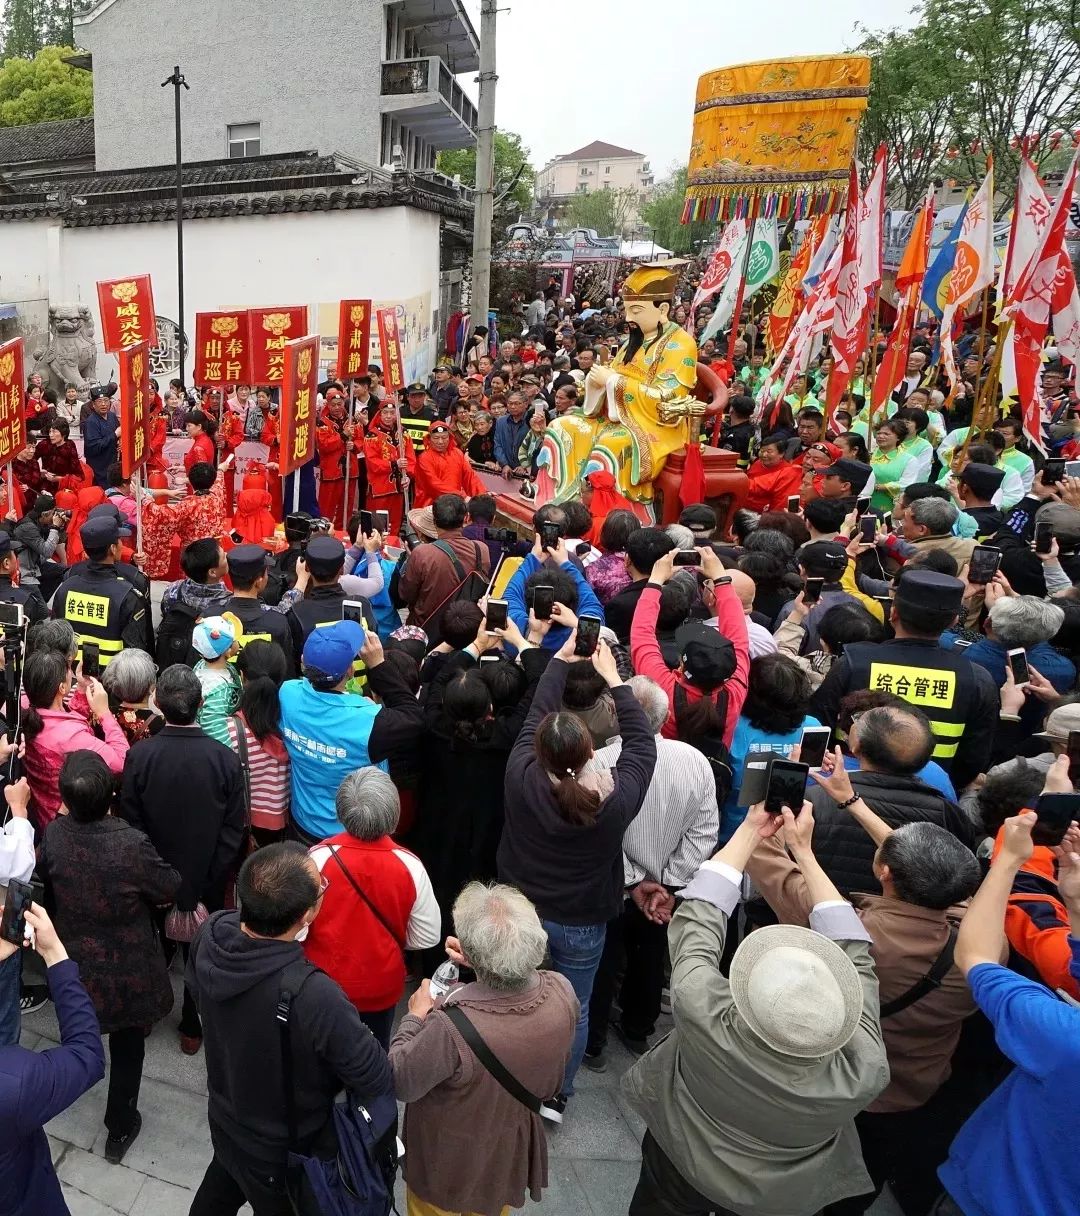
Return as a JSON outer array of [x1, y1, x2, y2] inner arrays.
[[739, 351, 768, 398], [994, 416, 1036, 494], [869, 420, 918, 512], [894, 406, 934, 482]]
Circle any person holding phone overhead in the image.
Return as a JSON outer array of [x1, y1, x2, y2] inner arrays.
[[498, 632, 655, 1121]]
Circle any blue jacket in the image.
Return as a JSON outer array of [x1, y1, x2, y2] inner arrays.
[[0, 959, 106, 1216], [505, 552, 604, 651], [279, 679, 387, 839], [940, 942, 1080, 1215], [346, 549, 401, 642], [82, 410, 119, 487], [493, 413, 530, 468], [940, 634, 1076, 693]]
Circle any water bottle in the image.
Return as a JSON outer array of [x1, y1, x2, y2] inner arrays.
[[428, 960, 460, 1001]]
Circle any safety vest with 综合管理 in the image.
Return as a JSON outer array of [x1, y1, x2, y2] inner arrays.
[[57, 576, 132, 666]]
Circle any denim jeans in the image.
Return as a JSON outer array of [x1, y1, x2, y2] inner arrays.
[[0, 950, 20, 1048], [541, 918, 606, 1096]]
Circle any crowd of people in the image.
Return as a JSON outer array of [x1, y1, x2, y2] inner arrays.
[[0, 279, 1077, 1216]]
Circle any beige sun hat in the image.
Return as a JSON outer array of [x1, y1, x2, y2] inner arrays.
[[729, 924, 863, 1058], [406, 506, 437, 539]]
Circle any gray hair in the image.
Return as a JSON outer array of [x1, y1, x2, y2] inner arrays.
[[627, 675, 670, 733], [929, 390, 946, 409], [452, 882, 548, 991], [989, 595, 1065, 648], [744, 528, 795, 559], [25, 618, 76, 660], [336, 768, 400, 840], [665, 523, 696, 551], [101, 647, 156, 704], [909, 497, 958, 535], [878, 822, 981, 909]]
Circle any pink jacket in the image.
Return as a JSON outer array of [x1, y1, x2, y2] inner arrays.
[[24, 708, 129, 830]]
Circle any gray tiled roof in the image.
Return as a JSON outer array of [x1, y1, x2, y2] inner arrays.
[[0, 116, 94, 166]]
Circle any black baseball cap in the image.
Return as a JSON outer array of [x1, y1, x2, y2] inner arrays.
[[822, 459, 872, 495], [80, 515, 122, 550], [227, 543, 273, 580], [674, 622, 736, 691]]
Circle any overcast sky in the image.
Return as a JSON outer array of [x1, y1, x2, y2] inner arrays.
[[460, 0, 917, 179]]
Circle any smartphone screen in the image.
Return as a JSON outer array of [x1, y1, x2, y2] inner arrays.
[[0, 602, 23, 630], [485, 598, 508, 631], [341, 600, 371, 629], [764, 759, 809, 816], [575, 614, 602, 657], [1066, 460, 1080, 480], [1007, 647, 1030, 685], [531, 585, 555, 621], [967, 545, 1002, 585], [0, 878, 33, 945], [1034, 520, 1054, 556], [803, 577, 824, 605], [1044, 458, 1066, 485], [539, 523, 561, 550], [673, 550, 702, 567], [374, 510, 390, 534], [799, 727, 832, 769], [81, 641, 101, 680], [1067, 731, 1080, 785], [882, 512, 892, 533], [787, 495, 801, 513], [855, 496, 871, 516], [359, 509, 374, 536], [1032, 792, 1080, 847], [860, 516, 877, 543]]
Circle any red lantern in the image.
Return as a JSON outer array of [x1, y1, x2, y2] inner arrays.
[[147, 470, 168, 490]]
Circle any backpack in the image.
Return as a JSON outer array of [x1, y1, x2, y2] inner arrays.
[[155, 601, 200, 669], [673, 683, 734, 808], [395, 541, 488, 645]]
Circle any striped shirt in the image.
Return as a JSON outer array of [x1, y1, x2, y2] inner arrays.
[[225, 714, 291, 832], [587, 734, 719, 889]]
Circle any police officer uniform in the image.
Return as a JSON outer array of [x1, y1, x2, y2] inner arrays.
[[399, 384, 436, 455], [0, 531, 48, 626], [65, 504, 155, 651], [286, 535, 374, 687], [52, 516, 152, 666], [224, 545, 294, 668], [811, 569, 998, 788]]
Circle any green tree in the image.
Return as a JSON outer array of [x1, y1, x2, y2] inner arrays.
[[2, 0, 43, 59], [0, 44, 93, 126], [640, 164, 716, 254], [564, 186, 639, 237], [438, 128, 535, 215]]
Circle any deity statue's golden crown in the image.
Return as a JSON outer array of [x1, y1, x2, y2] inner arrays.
[[622, 260, 688, 302]]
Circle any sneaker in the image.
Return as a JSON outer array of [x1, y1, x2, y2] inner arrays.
[[582, 1048, 608, 1073], [613, 1023, 649, 1056], [179, 1033, 203, 1055], [660, 986, 671, 1015], [540, 1094, 568, 1124], [104, 1111, 142, 1164], [19, 986, 49, 1014]]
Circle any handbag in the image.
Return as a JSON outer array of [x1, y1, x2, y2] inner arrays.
[[277, 960, 398, 1216], [163, 902, 209, 944]]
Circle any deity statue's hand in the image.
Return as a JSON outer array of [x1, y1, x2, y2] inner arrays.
[[658, 397, 707, 425], [586, 365, 613, 390]]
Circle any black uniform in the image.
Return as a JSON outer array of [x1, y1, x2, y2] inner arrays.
[[225, 594, 294, 670], [53, 561, 153, 666], [66, 557, 154, 651], [286, 583, 374, 687]]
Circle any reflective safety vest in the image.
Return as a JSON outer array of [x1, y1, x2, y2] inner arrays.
[[57, 575, 131, 667], [842, 639, 974, 765], [290, 589, 375, 690], [224, 596, 292, 661]]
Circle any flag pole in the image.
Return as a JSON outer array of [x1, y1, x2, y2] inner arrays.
[[342, 377, 354, 532], [864, 289, 883, 457], [725, 199, 760, 367], [135, 467, 144, 556], [957, 307, 1008, 466]]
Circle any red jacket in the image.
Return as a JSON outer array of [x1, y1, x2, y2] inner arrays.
[[364, 425, 415, 498], [304, 834, 440, 1011], [413, 445, 485, 507], [184, 431, 216, 475], [630, 582, 749, 746], [316, 416, 360, 482], [745, 457, 804, 513]]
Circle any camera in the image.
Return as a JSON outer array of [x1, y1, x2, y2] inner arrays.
[[484, 526, 517, 545]]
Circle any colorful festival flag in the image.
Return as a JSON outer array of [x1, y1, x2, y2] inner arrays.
[[767, 215, 828, 355], [826, 162, 864, 415], [691, 219, 747, 314], [922, 203, 967, 321], [702, 218, 779, 343], [939, 162, 995, 392]]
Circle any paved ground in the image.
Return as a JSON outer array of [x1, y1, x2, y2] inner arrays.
[[25, 965, 904, 1216]]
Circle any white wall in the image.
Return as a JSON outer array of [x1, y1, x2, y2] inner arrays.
[[0, 206, 441, 382]]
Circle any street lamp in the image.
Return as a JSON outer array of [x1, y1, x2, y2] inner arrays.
[[161, 66, 189, 377]]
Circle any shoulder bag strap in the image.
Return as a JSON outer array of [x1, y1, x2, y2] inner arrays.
[[230, 715, 252, 817], [443, 1004, 542, 1114], [276, 960, 317, 1152], [328, 845, 406, 955], [432, 540, 467, 583], [879, 926, 958, 1018]]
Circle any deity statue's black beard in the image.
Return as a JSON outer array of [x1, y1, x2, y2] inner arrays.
[[623, 321, 649, 363]]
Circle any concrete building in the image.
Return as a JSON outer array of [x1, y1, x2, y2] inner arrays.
[[0, 0, 480, 383], [534, 140, 654, 231]]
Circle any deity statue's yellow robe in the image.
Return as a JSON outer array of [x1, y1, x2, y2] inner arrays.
[[537, 322, 699, 509]]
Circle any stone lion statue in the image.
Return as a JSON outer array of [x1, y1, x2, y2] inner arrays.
[[32, 304, 99, 394]]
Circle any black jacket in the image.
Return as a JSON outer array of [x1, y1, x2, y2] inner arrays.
[[366, 657, 425, 787], [188, 911, 391, 1163], [603, 577, 649, 645], [118, 724, 246, 910], [225, 593, 294, 670], [808, 769, 977, 897]]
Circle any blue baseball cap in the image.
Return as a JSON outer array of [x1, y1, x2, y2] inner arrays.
[[302, 620, 365, 681]]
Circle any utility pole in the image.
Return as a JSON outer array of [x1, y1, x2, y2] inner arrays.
[[470, 0, 497, 341], [162, 66, 189, 378]]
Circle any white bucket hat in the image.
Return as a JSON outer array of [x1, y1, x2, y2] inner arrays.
[[729, 925, 863, 1059]]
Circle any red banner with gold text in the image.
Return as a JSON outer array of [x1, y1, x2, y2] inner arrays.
[[375, 307, 405, 392], [337, 299, 372, 379], [96, 276, 156, 354], [0, 337, 26, 466], [193, 311, 251, 385], [118, 341, 153, 477], [248, 306, 307, 386], [279, 335, 319, 477]]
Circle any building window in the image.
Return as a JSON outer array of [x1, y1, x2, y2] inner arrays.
[[577, 183, 588, 193], [227, 122, 261, 158], [604, 165, 610, 174]]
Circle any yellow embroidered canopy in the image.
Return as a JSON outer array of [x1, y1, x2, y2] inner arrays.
[[684, 54, 871, 223]]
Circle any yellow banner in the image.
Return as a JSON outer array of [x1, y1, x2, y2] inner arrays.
[[867, 663, 956, 710], [64, 591, 111, 626]]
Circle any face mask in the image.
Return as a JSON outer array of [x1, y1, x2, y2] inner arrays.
[[295, 923, 310, 943]]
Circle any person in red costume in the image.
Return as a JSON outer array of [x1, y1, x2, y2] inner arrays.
[[745, 434, 804, 513], [315, 389, 360, 525], [413, 420, 484, 508], [184, 410, 217, 481], [363, 400, 415, 536], [12, 439, 44, 511], [581, 468, 640, 542], [228, 487, 278, 546], [35, 420, 83, 494], [146, 398, 169, 475]]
